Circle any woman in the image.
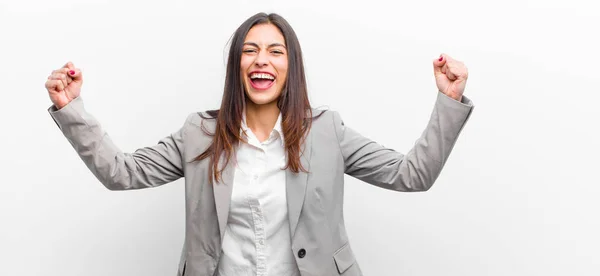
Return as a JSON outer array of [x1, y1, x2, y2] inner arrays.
[[46, 12, 473, 276]]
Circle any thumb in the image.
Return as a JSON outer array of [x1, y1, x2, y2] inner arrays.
[[68, 68, 83, 82], [433, 54, 446, 76], [63, 61, 82, 82]]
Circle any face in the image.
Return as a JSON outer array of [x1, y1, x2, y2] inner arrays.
[[240, 23, 288, 107]]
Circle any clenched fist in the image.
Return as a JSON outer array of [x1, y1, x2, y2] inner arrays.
[[433, 54, 468, 101], [45, 62, 83, 110]]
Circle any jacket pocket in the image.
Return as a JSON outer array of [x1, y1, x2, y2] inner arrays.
[[333, 242, 356, 274]]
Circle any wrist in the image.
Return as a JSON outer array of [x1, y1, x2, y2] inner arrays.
[[54, 102, 68, 110], [440, 91, 463, 102], [446, 93, 463, 102]]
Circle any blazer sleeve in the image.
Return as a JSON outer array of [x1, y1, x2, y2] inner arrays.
[[48, 96, 191, 191], [332, 91, 474, 192]]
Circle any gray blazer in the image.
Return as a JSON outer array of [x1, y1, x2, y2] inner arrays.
[[48, 91, 474, 276]]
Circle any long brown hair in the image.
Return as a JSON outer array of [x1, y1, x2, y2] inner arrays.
[[194, 12, 314, 184]]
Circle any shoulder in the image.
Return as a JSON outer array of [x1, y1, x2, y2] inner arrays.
[[309, 107, 346, 138], [179, 110, 218, 138], [310, 107, 343, 127]]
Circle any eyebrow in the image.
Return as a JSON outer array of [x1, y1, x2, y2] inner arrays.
[[243, 42, 286, 48]]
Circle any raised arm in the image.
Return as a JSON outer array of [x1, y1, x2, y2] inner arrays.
[[333, 54, 474, 191], [46, 62, 189, 190]]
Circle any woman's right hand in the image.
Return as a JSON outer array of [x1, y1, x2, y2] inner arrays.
[[45, 62, 83, 110]]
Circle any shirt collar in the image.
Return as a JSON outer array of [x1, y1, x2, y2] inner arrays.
[[241, 108, 285, 147]]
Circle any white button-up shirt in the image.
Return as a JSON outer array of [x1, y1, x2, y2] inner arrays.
[[215, 111, 300, 276]]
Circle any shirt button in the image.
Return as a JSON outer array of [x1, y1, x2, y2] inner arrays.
[[297, 248, 306, 258], [259, 240, 264, 245]]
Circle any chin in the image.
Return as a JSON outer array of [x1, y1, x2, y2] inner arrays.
[[245, 87, 281, 106]]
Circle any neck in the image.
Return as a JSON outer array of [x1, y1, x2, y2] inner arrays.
[[245, 100, 280, 142]]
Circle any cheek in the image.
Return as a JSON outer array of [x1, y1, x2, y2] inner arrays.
[[240, 57, 252, 74], [275, 59, 288, 84]]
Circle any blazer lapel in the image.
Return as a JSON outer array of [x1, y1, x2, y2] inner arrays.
[[213, 152, 235, 243], [286, 129, 313, 238], [210, 116, 314, 242]]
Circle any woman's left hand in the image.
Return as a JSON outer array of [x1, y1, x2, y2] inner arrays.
[[433, 54, 468, 101]]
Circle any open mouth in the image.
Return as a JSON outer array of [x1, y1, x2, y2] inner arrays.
[[249, 72, 275, 90]]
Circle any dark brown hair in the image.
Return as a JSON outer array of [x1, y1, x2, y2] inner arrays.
[[194, 12, 314, 184]]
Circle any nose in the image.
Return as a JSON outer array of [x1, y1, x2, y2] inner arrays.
[[254, 50, 268, 67]]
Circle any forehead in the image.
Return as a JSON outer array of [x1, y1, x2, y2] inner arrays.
[[244, 24, 285, 46]]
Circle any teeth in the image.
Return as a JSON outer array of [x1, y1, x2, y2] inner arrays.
[[250, 73, 275, 80]]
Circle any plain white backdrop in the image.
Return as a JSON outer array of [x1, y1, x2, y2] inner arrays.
[[1, 0, 599, 275]]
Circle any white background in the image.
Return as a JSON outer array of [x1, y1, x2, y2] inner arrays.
[[1, 0, 599, 275]]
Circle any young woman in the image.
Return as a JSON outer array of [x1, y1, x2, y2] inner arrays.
[[46, 12, 473, 276]]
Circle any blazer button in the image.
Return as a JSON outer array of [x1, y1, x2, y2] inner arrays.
[[297, 248, 306, 258]]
